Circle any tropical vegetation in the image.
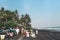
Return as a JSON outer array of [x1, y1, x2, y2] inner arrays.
[[0, 7, 31, 30]]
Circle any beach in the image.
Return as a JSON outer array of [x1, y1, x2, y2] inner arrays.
[[22, 29, 60, 40]]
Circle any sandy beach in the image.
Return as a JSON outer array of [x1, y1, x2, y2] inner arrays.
[[23, 29, 60, 40]]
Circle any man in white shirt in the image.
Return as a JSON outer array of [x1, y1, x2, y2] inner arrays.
[[15, 27, 19, 34]]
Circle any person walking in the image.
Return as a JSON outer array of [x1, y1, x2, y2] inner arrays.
[[26, 30, 30, 37], [36, 30, 38, 35], [15, 26, 19, 34]]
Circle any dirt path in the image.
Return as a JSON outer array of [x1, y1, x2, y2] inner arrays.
[[17, 35, 25, 40]]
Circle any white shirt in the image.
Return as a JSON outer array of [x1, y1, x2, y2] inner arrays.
[[26, 31, 29, 37], [36, 30, 38, 34], [16, 28, 19, 34]]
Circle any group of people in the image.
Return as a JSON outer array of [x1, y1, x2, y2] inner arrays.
[[8, 26, 38, 38], [20, 27, 36, 38], [6, 26, 30, 37], [0, 26, 39, 40], [7, 26, 38, 38]]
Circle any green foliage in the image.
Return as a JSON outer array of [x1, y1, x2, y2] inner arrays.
[[19, 13, 31, 30], [5, 20, 17, 28], [1, 7, 4, 11], [0, 7, 31, 30], [0, 7, 19, 28]]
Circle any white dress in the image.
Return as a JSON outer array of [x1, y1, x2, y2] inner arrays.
[[26, 31, 29, 37]]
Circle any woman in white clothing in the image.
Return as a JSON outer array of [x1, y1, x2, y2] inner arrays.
[[26, 30, 30, 37]]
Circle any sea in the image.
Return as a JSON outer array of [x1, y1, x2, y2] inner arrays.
[[33, 27, 60, 32]]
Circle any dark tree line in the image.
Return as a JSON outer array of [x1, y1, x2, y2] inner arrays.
[[0, 7, 31, 29], [19, 14, 31, 30]]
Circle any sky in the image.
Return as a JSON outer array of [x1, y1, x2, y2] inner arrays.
[[0, 0, 60, 28]]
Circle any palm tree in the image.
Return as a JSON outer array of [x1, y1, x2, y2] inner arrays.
[[0, 7, 19, 28], [1, 7, 4, 11], [24, 14, 31, 29], [20, 14, 31, 30], [0, 7, 5, 27]]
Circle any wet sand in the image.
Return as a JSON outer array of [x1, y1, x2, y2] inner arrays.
[[23, 29, 60, 40]]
